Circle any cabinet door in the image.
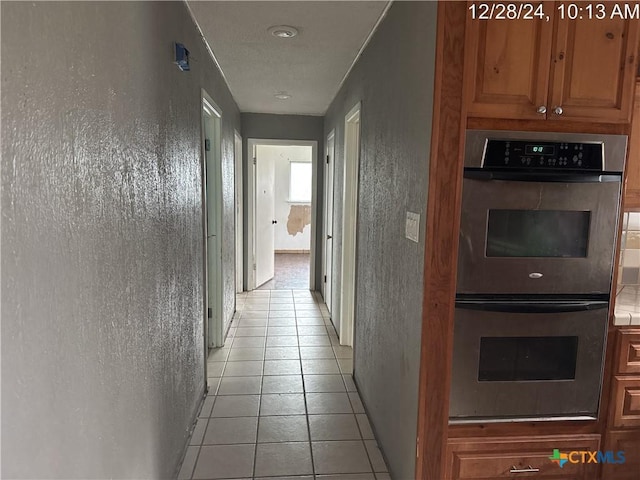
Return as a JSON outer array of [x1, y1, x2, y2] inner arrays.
[[446, 434, 600, 479], [464, 1, 554, 120], [624, 83, 640, 209], [617, 329, 640, 374], [549, 3, 640, 123], [601, 430, 640, 480], [611, 376, 640, 428]]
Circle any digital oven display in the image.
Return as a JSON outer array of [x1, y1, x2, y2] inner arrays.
[[525, 144, 555, 156]]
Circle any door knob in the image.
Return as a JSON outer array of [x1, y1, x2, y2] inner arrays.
[[272, 220, 277, 224], [553, 106, 563, 115], [536, 105, 547, 114]]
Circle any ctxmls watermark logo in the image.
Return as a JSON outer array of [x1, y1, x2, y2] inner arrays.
[[549, 449, 625, 468]]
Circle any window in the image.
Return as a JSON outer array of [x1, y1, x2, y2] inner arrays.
[[289, 161, 312, 203]]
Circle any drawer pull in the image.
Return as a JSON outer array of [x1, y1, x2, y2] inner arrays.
[[509, 465, 540, 474]]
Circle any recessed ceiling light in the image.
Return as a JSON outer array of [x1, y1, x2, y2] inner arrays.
[[268, 25, 299, 38], [274, 92, 292, 100]]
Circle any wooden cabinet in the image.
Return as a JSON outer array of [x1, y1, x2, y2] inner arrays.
[[617, 330, 640, 374], [604, 329, 640, 479], [601, 431, 640, 480], [445, 435, 601, 480], [550, 3, 639, 123], [464, 1, 554, 120], [624, 81, 640, 209], [465, 1, 640, 123], [611, 376, 640, 428]]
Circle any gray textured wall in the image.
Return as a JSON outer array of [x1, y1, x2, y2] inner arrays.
[[323, 2, 438, 478], [1, 2, 240, 478], [241, 113, 325, 290]]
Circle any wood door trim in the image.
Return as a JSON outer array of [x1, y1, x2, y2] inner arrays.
[[467, 117, 630, 135], [415, 2, 466, 478]]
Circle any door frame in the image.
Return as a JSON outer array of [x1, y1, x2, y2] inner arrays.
[[247, 138, 318, 291], [323, 130, 336, 312], [201, 90, 224, 350], [339, 103, 361, 346], [234, 131, 243, 293]]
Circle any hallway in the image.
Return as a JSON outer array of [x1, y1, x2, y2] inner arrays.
[[257, 254, 310, 290], [179, 290, 390, 479]]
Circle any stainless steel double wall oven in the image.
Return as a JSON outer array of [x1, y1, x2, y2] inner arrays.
[[450, 130, 627, 423]]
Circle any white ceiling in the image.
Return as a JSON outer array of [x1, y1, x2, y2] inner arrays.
[[187, 1, 390, 115]]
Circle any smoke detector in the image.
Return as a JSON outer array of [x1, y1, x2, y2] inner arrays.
[[268, 25, 299, 38]]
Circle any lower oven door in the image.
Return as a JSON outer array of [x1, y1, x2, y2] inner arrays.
[[449, 299, 608, 423]]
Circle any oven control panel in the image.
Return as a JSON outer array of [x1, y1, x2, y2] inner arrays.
[[483, 140, 604, 171]]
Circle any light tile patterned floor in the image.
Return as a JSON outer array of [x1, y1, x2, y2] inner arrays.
[[178, 289, 390, 480]]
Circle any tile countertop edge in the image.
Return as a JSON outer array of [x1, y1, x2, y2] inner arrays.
[[614, 285, 640, 326]]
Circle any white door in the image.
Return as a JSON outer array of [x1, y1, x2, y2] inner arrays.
[[255, 146, 276, 287], [323, 132, 335, 313], [234, 132, 243, 293], [202, 94, 223, 348], [340, 104, 361, 346]]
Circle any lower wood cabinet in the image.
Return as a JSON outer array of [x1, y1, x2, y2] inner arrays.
[[610, 376, 640, 428], [601, 430, 640, 480], [616, 330, 640, 374], [445, 435, 601, 480], [602, 329, 640, 479]]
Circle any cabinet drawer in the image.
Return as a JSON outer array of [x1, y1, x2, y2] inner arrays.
[[611, 376, 640, 428], [617, 330, 640, 374], [446, 435, 600, 479], [601, 430, 640, 480]]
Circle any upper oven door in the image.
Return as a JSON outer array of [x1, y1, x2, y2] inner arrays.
[[457, 174, 621, 295]]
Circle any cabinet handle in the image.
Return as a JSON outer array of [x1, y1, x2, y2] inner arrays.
[[553, 106, 563, 115], [536, 105, 547, 114], [509, 465, 540, 474]]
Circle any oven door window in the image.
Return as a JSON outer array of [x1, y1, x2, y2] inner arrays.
[[486, 210, 590, 258], [478, 336, 578, 381]]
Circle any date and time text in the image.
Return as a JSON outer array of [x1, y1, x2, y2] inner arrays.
[[469, 3, 640, 21]]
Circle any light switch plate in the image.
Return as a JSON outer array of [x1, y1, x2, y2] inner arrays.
[[405, 211, 420, 243]]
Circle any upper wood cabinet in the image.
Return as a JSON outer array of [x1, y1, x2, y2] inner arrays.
[[624, 81, 640, 209], [464, 1, 555, 120], [465, 1, 640, 123]]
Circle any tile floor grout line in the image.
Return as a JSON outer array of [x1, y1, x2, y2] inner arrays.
[[187, 443, 202, 480], [190, 381, 217, 479], [251, 317, 269, 480], [297, 292, 317, 477]]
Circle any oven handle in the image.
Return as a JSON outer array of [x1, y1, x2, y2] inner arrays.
[[455, 300, 609, 314], [464, 169, 621, 183]]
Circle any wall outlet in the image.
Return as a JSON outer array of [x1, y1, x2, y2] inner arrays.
[[405, 211, 420, 243]]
